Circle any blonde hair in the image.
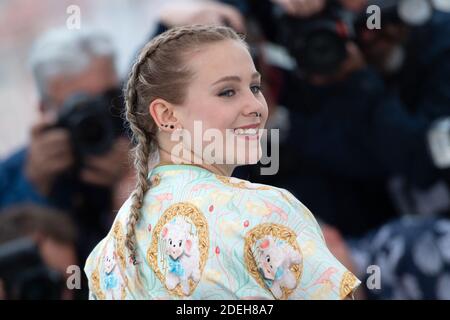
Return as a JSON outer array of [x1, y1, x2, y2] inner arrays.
[[124, 25, 245, 263]]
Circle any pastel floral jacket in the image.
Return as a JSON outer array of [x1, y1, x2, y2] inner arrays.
[[85, 164, 360, 300]]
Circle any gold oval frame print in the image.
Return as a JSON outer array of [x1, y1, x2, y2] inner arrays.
[[147, 202, 209, 297], [215, 175, 271, 190], [244, 223, 303, 300], [340, 271, 359, 299]]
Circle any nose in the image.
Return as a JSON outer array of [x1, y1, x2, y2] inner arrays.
[[242, 89, 266, 118]]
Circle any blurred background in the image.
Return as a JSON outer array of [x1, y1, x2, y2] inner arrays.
[[1, 0, 450, 300], [0, 0, 164, 158]]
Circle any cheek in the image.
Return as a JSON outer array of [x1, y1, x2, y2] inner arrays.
[[204, 107, 237, 130], [190, 111, 238, 141], [183, 101, 229, 131]]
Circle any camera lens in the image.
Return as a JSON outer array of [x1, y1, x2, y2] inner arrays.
[[78, 117, 105, 145], [58, 94, 117, 157], [304, 29, 347, 74], [74, 112, 114, 156]]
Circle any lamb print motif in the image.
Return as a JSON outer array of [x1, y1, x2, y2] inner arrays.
[[147, 202, 209, 297], [244, 223, 304, 300], [256, 236, 302, 299], [162, 218, 201, 295]]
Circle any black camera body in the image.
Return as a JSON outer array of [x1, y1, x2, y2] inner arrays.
[[54, 88, 124, 161], [0, 238, 63, 300], [274, 0, 435, 75], [276, 0, 354, 75]]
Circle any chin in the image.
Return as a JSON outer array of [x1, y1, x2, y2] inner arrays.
[[234, 146, 262, 165]]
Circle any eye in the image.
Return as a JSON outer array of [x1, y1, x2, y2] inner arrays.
[[169, 239, 172, 245], [179, 240, 183, 247], [250, 84, 262, 94], [266, 255, 270, 263], [218, 89, 236, 97]]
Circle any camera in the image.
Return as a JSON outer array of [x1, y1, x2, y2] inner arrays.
[[276, 0, 354, 75], [55, 87, 124, 159], [0, 238, 64, 300], [273, 0, 437, 75]]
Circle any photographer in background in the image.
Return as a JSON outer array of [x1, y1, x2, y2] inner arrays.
[[222, 0, 450, 237], [257, 0, 450, 299], [0, 28, 134, 261], [0, 205, 78, 300]]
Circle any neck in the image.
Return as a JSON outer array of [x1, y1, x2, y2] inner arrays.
[[158, 147, 235, 177]]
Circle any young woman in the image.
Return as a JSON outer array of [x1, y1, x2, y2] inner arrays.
[[84, 25, 360, 300]]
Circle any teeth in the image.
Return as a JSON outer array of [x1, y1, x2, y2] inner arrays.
[[234, 128, 258, 135]]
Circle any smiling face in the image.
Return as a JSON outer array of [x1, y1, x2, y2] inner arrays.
[[166, 233, 185, 260], [168, 39, 269, 168]]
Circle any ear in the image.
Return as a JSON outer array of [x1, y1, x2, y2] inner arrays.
[[185, 239, 192, 254], [149, 98, 179, 130], [162, 226, 168, 238], [260, 238, 270, 249]]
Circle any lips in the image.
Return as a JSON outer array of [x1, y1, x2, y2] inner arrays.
[[233, 123, 260, 136], [234, 128, 258, 135]]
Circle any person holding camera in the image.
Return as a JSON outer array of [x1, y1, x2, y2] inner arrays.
[[224, 0, 450, 236], [0, 28, 134, 261], [0, 205, 79, 300], [265, 0, 450, 299]]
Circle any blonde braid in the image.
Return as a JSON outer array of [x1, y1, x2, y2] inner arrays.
[[124, 56, 152, 265]]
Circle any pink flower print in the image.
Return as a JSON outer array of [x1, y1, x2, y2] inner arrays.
[[156, 193, 173, 202], [148, 193, 173, 212], [262, 200, 288, 221], [192, 184, 216, 192], [310, 267, 338, 288]]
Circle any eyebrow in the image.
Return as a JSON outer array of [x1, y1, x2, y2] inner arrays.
[[212, 72, 261, 86]]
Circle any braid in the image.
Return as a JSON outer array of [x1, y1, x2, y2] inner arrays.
[[123, 29, 186, 263], [123, 24, 243, 265], [124, 44, 154, 264]]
